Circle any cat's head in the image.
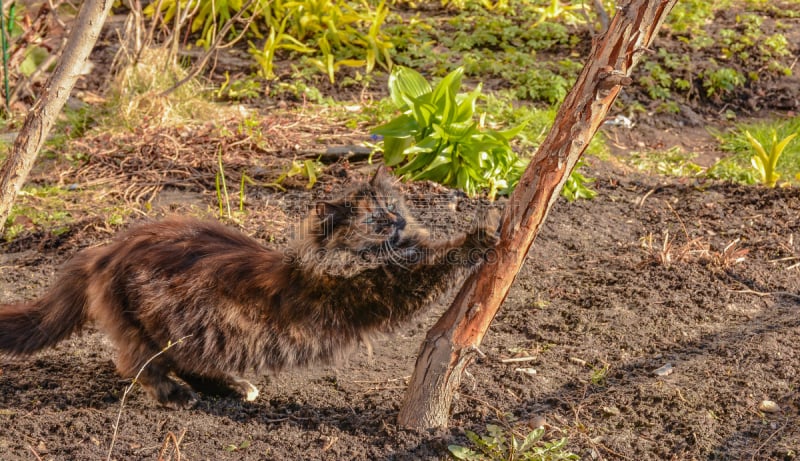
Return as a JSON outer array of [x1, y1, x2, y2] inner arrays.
[[312, 166, 419, 254]]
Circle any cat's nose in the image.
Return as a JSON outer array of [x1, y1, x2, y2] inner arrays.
[[393, 215, 406, 230]]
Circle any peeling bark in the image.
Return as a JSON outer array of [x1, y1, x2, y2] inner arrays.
[[398, 0, 678, 429]]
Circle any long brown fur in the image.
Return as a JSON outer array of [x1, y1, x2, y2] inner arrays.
[[0, 168, 498, 408]]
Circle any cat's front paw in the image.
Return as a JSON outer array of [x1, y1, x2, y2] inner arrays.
[[468, 208, 501, 249]]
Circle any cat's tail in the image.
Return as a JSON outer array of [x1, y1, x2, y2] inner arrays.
[[0, 256, 91, 356]]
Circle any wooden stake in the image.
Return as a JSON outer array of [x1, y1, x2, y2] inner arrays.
[[397, 0, 678, 429], [0, 0, 114, 232]]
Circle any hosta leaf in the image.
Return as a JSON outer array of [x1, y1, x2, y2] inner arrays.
[[408, 98, 437, 129], [406, 136, 440, 154], [396, 151, 437, 175], [495, 121, 528, 141], [389, 66, 432, 109], [432, 67, 464, 107], [412, 156, 452, 181], [459, 145, 486, 170], [382, 137, 414, 166], [443, 120, 478, 140], [431, 123, 452, 144], [454, 83, 482, 123], [440, 85, 456, 125], [372, 114, 418, 138], [415, 163, 453, 183]]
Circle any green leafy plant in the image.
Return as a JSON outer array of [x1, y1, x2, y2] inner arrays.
[[372, 66, 525, 198], [590, 364, 609, 386], [215, 73, 262, 101], [706, 159, 757, 184], [448, 424, 579, 461], [267, 158, 322, 191], [701, 66, 745, 97], [745, 129, 797, 187], [250, 13, 315, 79], [640, 61, 673, 100], [709, 117, 800, 185], [561, 160, 596, 202], [666, 0, 731, 35]]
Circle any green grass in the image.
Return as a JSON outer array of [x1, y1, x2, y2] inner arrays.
[[2, 184, 133, 241], [627, 147, 704, 177]]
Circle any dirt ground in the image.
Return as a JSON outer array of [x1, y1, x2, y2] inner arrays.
[[1, 154, 799, 460]]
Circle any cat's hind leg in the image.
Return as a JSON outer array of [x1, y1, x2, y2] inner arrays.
[[115, 345, 198, 409], [177, 371, 260, 402]]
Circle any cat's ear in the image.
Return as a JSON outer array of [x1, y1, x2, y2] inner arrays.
[[370, 165, 390, 185], [316, 201, 348, 222]]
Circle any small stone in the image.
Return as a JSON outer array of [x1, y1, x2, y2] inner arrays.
[[528, 415, 546, 429], [569, 357, 587, 367], [758, 400, 780, 413], [602, 406, 621, 417], [653, 363, 673, 377], [515, 367, 537, 377]]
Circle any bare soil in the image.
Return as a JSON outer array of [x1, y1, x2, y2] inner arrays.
[[1, 157, 799, 460]]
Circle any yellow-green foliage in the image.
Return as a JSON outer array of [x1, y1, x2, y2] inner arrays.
[[249, 0, 393, 82], [145, 0, 392, 82], [746, 130, 797, 187]]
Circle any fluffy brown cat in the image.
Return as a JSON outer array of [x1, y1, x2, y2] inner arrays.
[[0, 167, 498, 408]]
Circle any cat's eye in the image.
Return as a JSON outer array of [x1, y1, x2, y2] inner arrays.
[[365, 212, 382, 224], [387, 203, 396, 212]]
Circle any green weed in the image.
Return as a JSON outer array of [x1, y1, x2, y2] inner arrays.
[[666, 0, 732, 35], [627, 147, 704, 177], [215, 72, 262, 100], [701, 66, 746, 97], [745, 129, 797, 187], [224, 439, 252, 452], [590, 364, 609, 387], [2, 185, 131, 241], [43, 105, 97, 155], [480, 90, 604, 201], [268, 158, 323, 191], [710, 117, 800, 185], [389, 6, 582, 104], [706, 158, 759, 184], [449, 423, 579, 461], [529, 0, 591, 27]]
